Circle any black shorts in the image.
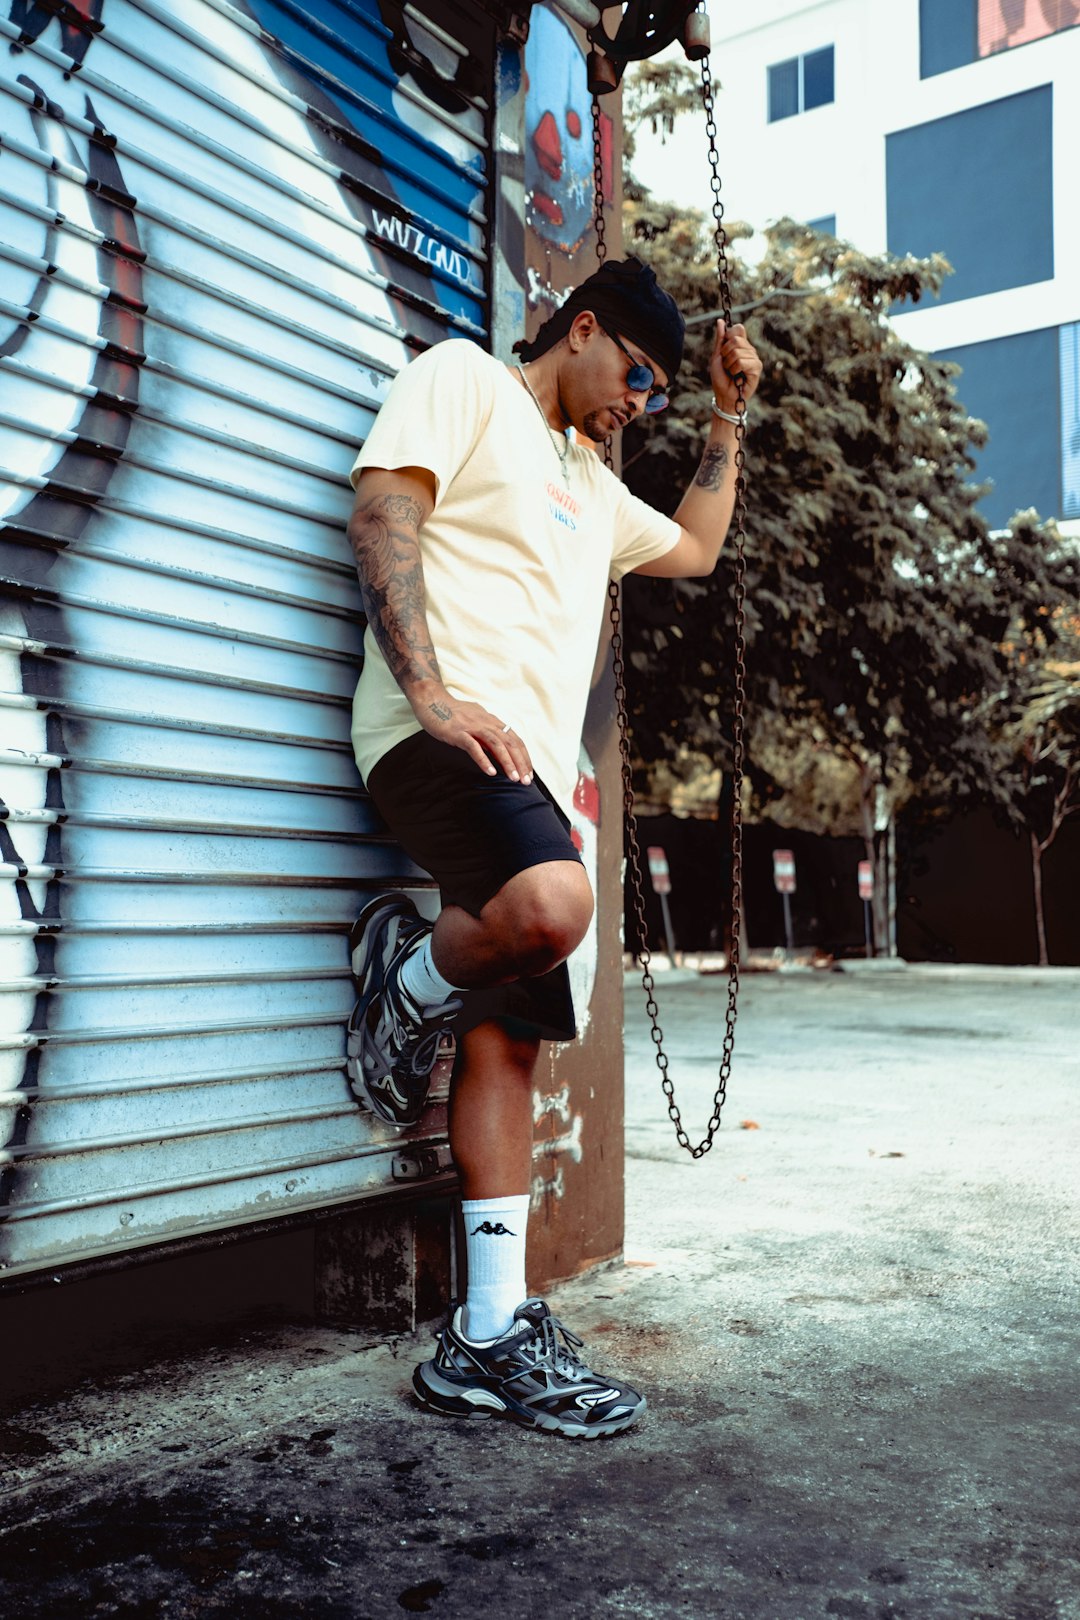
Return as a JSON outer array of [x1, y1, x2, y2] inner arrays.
[[365, 732, 584, 1043]]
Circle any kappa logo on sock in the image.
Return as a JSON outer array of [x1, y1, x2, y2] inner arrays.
[[471, 1221, 516, 1236]]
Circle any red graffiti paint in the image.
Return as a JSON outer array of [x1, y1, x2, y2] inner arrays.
[[532, 192, 564, 226], [532, 109, 562, 181], [573, 771, 599, 826]]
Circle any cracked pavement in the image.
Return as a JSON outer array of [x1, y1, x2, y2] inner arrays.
[[1, 964, 1078, 1619]]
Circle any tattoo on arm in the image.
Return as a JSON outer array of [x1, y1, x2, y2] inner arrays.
[[694, 444, 731, 492], [379, 493, 425, 523], [349, 493, 442, 691], [430, 701, 452, 722]]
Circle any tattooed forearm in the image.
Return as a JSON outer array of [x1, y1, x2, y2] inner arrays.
[[348, 494, 442, 692], [694, 444, 731, 492], [430, 701, 452, 721]]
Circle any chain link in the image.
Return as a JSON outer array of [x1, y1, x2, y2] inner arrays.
[[592, 62, 749, 1158], [591, 96, 608, 269]]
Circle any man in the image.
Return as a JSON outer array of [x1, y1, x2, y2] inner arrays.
[[345, 257, 761, 1438]]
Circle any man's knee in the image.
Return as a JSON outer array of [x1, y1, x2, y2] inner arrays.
[[519, 885, 592, 972], [487, 862, 593, 976]]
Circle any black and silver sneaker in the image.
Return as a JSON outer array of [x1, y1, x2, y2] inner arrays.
[[347, 912, 462, 1129], [413, 1298, 646, 1439], [348, 891, 426, 990]]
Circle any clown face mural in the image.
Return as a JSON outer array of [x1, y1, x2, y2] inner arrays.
[[524, 4, 610, 256]]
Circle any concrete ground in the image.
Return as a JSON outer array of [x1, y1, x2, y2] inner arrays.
[[1, 964, 1078, 1620]]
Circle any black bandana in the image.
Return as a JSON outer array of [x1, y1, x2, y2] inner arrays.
[[514, 257, 685, 386]]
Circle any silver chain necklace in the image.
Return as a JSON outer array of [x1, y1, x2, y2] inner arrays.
[[516, 364, 570, 487]]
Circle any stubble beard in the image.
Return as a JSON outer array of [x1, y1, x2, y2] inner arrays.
[[581, 409, 611, 444]]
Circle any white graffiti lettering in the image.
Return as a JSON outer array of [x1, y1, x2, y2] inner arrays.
[[530, 1166, 565, 1208], [532, 1084, 571, 1125], [533, 1114, 584, 1167], [526, 266, 568, 316], [371, 210, 472, 285]]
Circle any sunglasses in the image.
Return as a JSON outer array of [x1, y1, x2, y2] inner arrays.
[[599, 325, 669, 414]]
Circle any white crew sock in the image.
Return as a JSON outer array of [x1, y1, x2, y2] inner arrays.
[[461, 1194, 531, 1342], [396, 934, 462, 1010]]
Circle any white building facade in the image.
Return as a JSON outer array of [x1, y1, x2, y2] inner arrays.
[[635, 0, 1080, 532]]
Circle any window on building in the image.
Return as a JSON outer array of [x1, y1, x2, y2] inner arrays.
[[767, 46, 834, 122], [920, 0, 977, 77], [1063, 324, 1080, 520], [802, 47, 835, 110], [768, 57, 799, 121], [937, 328, 1060, 528], [807, 214, 837, 236], [886, 87, 1053, 306]]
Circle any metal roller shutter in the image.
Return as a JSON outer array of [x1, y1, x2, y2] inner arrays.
[[0, 0, 495, 1277]]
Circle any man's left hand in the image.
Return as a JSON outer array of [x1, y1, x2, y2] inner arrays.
[[711, 319, 762, 417]]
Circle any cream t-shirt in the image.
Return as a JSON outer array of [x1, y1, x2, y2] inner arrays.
[[348, 339, 680, 818]]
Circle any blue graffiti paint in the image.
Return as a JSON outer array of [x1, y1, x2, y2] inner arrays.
[[244, 0, 486, 326], [524, 6, 596, 256]]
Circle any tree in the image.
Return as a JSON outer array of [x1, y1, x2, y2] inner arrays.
[[614, 102, 1080, 952], [987, 533, 1080, 963], [1009, 673, 1080, 964]]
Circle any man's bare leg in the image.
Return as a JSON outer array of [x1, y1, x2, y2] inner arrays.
[[448, 1018, 537, 1342], [449, 1017, 540, 1199]]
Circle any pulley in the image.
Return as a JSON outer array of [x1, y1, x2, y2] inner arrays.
[[585, 0, 706, 89]]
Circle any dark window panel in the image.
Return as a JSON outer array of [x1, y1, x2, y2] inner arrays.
[[1062, 324, 1080, 520], [807, 214, 837, 234], [937, 327, 1061, 527], [920, 0, 977, 77], [768, 57, 800, 122], [802, 45, 835, 110], [886, 86, 1053, 305]]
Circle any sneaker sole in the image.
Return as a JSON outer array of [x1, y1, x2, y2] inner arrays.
[[346, 894, 429, 1127], [346, 983, 456, 1129], [347, 1045, 453, 1128], [347, 1052, 420, 1129], [411, 1362, 645, 1439], [346, 983, 420, 1128]]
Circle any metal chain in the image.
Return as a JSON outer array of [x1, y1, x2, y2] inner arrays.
[[592, 60, 749, 1158], [591, 96, 608, 270]]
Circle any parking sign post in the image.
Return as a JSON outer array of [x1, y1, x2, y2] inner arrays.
[[858, 860, 874, 958], [646, 846, 678, 968], [773, 849, 796, 960]]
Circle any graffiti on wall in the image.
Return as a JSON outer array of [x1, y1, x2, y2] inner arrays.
[[566, 747, 600, 1034], [531, 1077, 584, 1209], [523, 1, 613, 275], [0, 0, 492, 1250], [245, 0, 489, 326]]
